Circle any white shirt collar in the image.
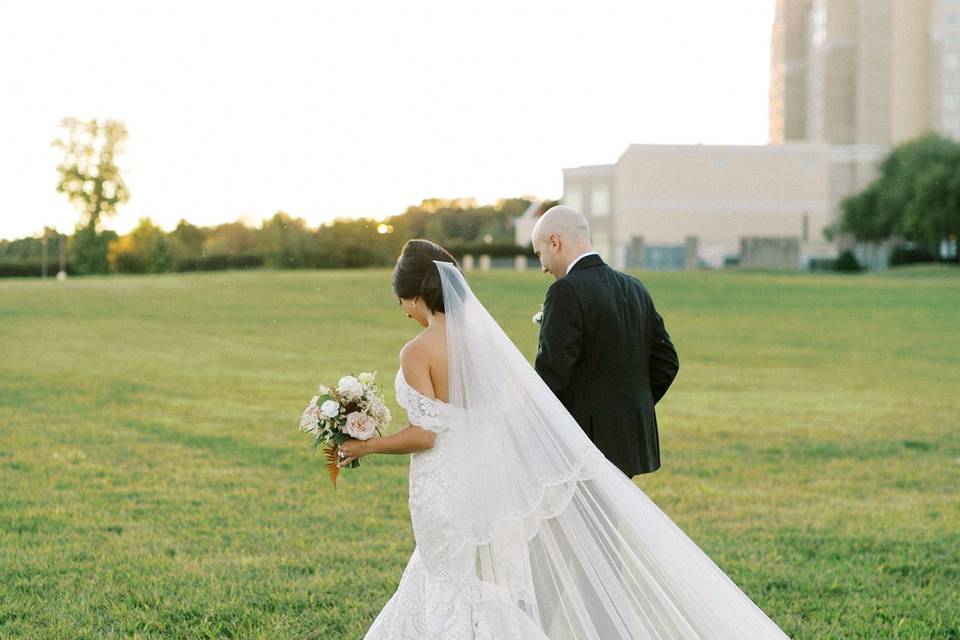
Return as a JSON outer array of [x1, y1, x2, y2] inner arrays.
[[565, 251, 600, 275]]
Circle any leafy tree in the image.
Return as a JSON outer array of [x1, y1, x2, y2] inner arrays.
[[313, 218, 393, 268], [68, 226, 117, 274], [259, 212, 312, 268], [840, 133, 960, 261], [53, 117, 130, 273], [203, 220, 260, 256], [167, 219, 210, 267], [107, 218, 172, 273]]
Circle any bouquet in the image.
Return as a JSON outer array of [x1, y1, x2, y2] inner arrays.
[[300, 372, 391, 489]]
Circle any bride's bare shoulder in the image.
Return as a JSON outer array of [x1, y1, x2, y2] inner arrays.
[[399, 338, 436, 398], [400, 328, 447, 399], [402, 325, 445, 357]]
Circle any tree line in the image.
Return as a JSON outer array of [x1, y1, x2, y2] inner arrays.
[[0, 199, 544, 277], [0, 118, 547, 277]]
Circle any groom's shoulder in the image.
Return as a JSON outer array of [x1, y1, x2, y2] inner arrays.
[[546, 274, 578, 298], [601, 266, 654, 301]]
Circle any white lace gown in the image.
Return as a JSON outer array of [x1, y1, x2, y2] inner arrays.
[[365, 369, 550, 640]]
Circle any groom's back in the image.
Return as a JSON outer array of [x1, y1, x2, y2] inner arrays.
[[536, 254, 679, 476]]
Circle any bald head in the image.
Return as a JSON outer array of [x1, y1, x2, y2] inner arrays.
[[530, 205, 593, 280], [531, 205, 591, 247]]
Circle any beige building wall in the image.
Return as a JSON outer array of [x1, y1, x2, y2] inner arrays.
[[561, 145, 835, 269], [928, 0, 960, 138], [890, 0, 932, 143], [854, 0, 933, 144], [855, 0, 894, 143], [807, 0, 859, 143], [560, 165, 615, 260], [770, 0, 814, 142]]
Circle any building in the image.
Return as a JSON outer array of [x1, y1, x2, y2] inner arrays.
[[771, 0, 960, 146], [528, 0, 960, 270]]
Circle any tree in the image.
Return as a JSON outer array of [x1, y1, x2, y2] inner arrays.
[[204, 220, 260, 256], [840, 132, 960, 261], [53, 118, 130, 273], [312, 218, 397, 268], [107, 218, 172, 273], [68, 226, 118, 274], [259, 212, 311, 268], [167, 219, 209, 267]]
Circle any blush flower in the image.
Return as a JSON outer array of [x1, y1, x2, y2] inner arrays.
[[300, 404, 321, 433], [344, 411, 376, 440]]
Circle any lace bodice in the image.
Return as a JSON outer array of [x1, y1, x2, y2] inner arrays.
[[394, 368, 463, 433]]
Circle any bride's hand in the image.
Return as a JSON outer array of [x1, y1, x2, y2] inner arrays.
[[338, 438, 368, 467]]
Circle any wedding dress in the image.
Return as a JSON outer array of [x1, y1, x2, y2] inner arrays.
[[364, 262, 790, 640]]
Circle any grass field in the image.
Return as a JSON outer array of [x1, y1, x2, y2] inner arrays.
[[1, 265, 958, 639]]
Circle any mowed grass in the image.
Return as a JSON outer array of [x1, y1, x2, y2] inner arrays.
[[0, 265, 958, 639]]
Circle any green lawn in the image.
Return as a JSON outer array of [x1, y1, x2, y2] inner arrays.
[[1, 266, 958, 639]]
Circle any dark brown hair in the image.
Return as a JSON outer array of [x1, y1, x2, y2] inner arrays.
[[392, 239, 460, 314]]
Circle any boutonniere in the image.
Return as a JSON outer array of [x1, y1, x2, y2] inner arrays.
[[532, 303, 544, 325]]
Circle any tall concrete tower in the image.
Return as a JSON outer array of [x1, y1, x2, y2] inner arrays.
[[769, 0, 813, 142], [769, 0, 960, 146]]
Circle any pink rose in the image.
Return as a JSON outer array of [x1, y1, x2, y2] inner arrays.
[[344, 411, 376, 441]]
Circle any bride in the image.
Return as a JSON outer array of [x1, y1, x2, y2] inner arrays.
[[337, 239, 791, 639]]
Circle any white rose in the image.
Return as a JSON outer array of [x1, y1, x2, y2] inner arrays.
[[532, 310, 543, 324], [358, 371, 376, 385], [337, 375, 363, 399], [320, 399, 340, 419]]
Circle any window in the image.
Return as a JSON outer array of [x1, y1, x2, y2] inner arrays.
[[590, 184, 611, 217], [563, 185, 583, 212], [811, 4, 827, 48]]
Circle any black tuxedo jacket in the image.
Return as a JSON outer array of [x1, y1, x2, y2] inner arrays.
[[535, 254, 679, 476]]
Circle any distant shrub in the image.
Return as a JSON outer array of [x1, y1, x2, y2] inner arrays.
[[889, 245, 936, 266], [809, 257, 837, 271], [0, 262, 76, 278], [834, 250, 863, 272], [442, 242, 536, 260], [174, 254, 264, 272]]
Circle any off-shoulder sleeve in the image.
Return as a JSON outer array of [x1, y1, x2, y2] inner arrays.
[[394, 370, 450, 433], [404, 388, 449, 433]]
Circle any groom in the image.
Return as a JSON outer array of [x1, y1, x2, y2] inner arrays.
[[532, 206, 679, 477]]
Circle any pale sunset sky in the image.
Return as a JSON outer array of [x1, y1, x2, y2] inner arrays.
[[0, 0, 776, 240]]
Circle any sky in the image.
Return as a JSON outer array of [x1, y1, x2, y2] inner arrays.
[[0, 0, 776, 240]]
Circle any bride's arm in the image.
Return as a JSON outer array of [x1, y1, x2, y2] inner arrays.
[[338, 424, 435, 466], [339, 344, 437, 464]]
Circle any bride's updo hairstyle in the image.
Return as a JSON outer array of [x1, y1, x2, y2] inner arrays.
[[392, 239, 460, 314]]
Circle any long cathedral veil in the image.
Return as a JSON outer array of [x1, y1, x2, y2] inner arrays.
[[432, 260, 790, 639]]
